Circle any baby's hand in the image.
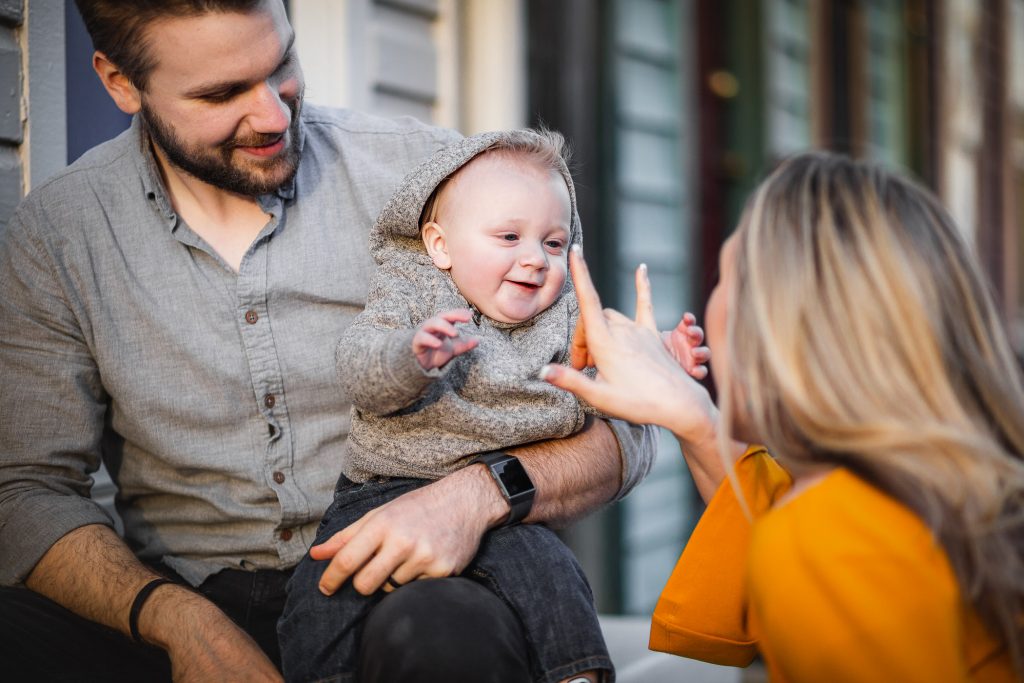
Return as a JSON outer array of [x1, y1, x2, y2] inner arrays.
[[413, 308, 479, 370], [661, 312, 711, 380]]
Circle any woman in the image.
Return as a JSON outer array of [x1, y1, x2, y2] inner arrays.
[[541, 152, 1024, 682]]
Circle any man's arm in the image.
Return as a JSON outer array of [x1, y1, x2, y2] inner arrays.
[[0, 206, 278, 678], [312, 415, 651, 595], [513, 416, 651, 527], [26, 524, 281, 680]]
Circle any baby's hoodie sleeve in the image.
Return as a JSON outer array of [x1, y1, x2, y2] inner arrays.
[[336, 260, 447, 415]]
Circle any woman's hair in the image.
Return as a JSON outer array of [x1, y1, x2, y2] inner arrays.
[[419, 128, 571, 228], [720, 151, 1024, 669], [74, 0, 264, 90]]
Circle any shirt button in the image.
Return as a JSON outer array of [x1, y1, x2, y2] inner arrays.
[[264, 394, 276, 409], [273, 471, 285, 484], [280, 529, 293, 541], [245, 310, 259, 324]]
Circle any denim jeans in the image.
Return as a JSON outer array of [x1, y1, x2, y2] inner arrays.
[[279, 474, 613, 683]]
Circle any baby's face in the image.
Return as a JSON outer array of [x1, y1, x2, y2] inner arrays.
[[429, 154, 572, 324]]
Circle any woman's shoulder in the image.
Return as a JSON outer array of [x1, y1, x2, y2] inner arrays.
[[754, 469, 948, 564], [749, 468, 959, 607]]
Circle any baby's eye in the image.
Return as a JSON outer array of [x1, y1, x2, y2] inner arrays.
[[545, 239, 565, 250], [500, 233, 519, 242]]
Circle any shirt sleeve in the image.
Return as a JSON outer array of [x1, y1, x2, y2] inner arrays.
[[0, 204, 115, 586], [337, 259, 447, 416], [605, 419, 658, 501], [648, 446, 791, 665], [746, 480, 969, 683]]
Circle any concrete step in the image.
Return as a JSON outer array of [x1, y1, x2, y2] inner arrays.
[[600, 615, 740, 683]]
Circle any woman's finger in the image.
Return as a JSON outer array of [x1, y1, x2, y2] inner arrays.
[[568, 246, 610, 369], [633, 263, 658, 332], [569, 246, 609, 341]]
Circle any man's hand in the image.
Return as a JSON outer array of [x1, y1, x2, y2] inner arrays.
[[143, 584, 281, 682], [412, 308, 479, 370], [309, 465, 506, 596]]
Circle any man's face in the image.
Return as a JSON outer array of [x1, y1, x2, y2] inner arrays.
[[136, 0, 304, 196]]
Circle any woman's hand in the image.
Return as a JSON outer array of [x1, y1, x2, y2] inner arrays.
[[542, 247, 715, 440], [542, 247, 743, 501]]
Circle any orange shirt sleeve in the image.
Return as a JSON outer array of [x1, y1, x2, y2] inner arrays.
[[746, 472, 970, 683], [649, 445, 792, 665]]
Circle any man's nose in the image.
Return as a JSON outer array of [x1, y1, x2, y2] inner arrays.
[[248, 81, 291, 133]]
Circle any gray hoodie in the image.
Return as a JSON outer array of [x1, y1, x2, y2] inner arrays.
[[337, 130, 589, 482]]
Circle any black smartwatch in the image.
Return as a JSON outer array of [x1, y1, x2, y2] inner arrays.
[[472, 451, 535, 526]]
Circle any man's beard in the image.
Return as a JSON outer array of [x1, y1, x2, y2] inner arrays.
[[141, 95, 303, 197]]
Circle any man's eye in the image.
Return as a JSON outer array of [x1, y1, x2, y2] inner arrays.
[[201, 90, 239, 103]]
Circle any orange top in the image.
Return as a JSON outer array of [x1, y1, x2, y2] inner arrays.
[[649, 447, 1014, 682]]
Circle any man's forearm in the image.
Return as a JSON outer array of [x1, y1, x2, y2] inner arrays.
[[509, 416, 621, 528], [25, 524, 281, 678], [25, 524, 169, 637], [26, 524, 234, 649]]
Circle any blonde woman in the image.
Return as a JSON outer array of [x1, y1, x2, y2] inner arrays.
[[541, 152, 1024, 682]]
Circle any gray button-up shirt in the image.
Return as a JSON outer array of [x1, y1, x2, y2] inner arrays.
[[0, 105, 656, 587]]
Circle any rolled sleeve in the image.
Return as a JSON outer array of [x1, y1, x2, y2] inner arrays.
[[0, 207, 113, 586], [606, 419, 658, 501]]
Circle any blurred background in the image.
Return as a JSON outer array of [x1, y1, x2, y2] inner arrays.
[[3, 0, 1023, 619]]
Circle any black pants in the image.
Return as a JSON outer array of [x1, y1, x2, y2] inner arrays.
[[0, 568, 530, 682]]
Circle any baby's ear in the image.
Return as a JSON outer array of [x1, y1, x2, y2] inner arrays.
[[421, 222, 452, 270]]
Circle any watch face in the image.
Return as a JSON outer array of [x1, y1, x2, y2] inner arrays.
[[493, 458, 534, 497]]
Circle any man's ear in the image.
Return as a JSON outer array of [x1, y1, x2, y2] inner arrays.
[[421, 222, 452, 270], [93, 51, 142, 115]]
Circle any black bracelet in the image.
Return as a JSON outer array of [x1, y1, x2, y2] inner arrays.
[[129, 578, 173, 644]]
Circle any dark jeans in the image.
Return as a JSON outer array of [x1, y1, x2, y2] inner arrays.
[[279, 475, 612, 683], [1, 560, 543, 682]]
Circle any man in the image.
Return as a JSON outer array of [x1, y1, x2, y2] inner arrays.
[[0, 1, 656, 681]]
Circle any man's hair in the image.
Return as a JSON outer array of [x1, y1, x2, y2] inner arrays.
[[74, 0, 265, 90]]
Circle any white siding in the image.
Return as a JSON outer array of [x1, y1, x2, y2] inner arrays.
[[292, 0, 524, 132], [292, 0, 455, 124]]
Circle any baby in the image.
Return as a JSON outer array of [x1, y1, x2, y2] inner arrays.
[[280, 129, 706, 682]]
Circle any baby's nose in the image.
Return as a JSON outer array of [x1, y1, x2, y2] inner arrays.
[[519, 242, 548, 268]]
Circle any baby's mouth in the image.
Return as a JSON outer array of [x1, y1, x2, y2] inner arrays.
[[508, 280, 542, 290]]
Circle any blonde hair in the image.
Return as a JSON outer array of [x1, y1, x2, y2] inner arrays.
[[720, 152, 1024, 670], [419, 128, 571, 228]]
